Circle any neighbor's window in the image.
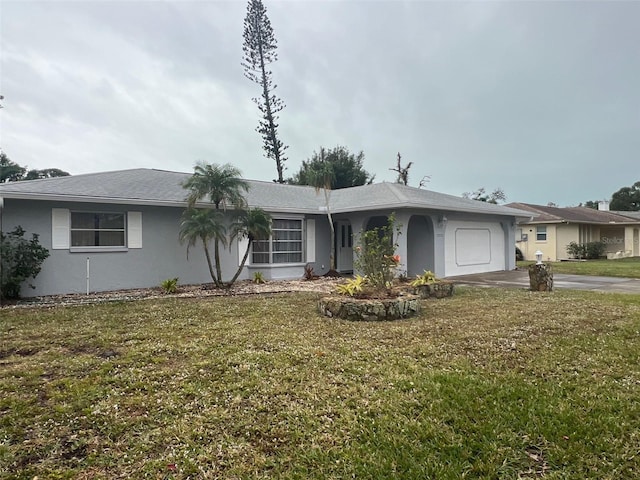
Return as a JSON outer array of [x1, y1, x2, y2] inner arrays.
[[536, 226, 547, 242], [70, 212, 126, 247], [252, 219, 303, 264]]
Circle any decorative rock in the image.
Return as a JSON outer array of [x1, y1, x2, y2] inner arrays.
[[318, 295, 421, 321], [413, 281, 455, 299], [528, 263, 553, 292]]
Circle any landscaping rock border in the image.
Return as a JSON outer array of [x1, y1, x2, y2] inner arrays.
[[318, 294, 421, 321]]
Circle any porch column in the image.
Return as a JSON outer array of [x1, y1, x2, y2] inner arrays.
[[349, 213, 369, 276], [393, 211, 411, 278], [430, 213, 446, 278]]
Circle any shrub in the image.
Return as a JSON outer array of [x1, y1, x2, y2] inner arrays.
[[253, 271, 265, 284], [160, 277, 179, 294], [585, 241, 606, 259], [353, 214, 401, 292], [566, 241, 606, 260], [566, 242, 586, 259], [303, 263, 315, 281], [1, 226, 50, 299], [410, 270, 437, 287], [336, 275, 368, 297]]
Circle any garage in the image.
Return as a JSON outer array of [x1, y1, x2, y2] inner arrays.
[[444, 220, 506, 276]]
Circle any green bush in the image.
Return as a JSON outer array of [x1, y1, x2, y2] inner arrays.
[[160, 277, 179, 294], [1, 226, 50, 299], [566, 241, 606, 260], [336, 275, 368, 297], [410, 270, 438, 287], [585, 241, 606, 259], [253, 271, 265, 284]]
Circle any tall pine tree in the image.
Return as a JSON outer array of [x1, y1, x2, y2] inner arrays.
[[242, 0, 288, 183]]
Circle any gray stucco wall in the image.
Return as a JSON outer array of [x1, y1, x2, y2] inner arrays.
[[2, 199, 221, 296], [1, 200, 331, 296]]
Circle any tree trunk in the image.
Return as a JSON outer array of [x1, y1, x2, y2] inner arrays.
[[528, 263, 553, 292], [214, 239, 223, 287], [228, 240, 252, 287], [202, 240, 220, 288]]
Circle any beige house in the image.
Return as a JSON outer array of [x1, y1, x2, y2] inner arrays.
[[507, 202, 640, 262]]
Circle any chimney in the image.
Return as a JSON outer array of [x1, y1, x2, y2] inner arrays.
[[598, 200, 610, 211]]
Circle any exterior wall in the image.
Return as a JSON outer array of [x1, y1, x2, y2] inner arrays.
[[517, 223, 559, 261], [2, 200, 328, 296], [2, 199, 216, 296], [555, 224, 579, 260]]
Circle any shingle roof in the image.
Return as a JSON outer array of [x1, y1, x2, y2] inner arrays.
[[613, 210, 640, 221], [506, 202, 639, 224], [0, 168, 529, 217]]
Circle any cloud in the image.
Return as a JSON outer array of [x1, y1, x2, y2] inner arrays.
[[1, 0, 639, 206]]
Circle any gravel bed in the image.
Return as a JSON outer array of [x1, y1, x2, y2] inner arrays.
[[2, 277, 344, 309]]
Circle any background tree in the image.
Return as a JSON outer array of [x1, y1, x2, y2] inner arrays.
[[610, 181, 640, 211], [581, 200, 599, 209], [0, 151, 70, 183], [462, 187, 506, 204], [183, 162, 249, 286], [242, 0, 288, 183], [24, 168, 70, 180], [228, 207, 272, 286], [288, 146, 374, 189], [389, 152, 412, 186], [0, 151, 26, 183]]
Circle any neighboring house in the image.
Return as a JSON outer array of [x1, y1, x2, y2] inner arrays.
[[0, 168, 530, 296], [507, 202, 640, 261]]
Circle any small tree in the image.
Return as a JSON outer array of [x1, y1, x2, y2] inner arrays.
[[353, 214, 401, 292], [182, 162, 249, 287], [1, 226, 50, 299]]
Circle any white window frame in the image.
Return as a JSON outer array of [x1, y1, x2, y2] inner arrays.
[[252, 217, 305, 265], [536, 226, 547, 242], [52, 209, 142, 251]]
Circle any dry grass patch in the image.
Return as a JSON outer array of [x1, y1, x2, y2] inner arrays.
[[1, 288, 640, 478]]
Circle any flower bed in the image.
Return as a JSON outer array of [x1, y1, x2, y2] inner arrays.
[[318, 294, 421, 321]]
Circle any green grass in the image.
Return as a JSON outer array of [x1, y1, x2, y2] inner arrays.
[[518, 257, 640, 278], [2, 288, 640, 479]]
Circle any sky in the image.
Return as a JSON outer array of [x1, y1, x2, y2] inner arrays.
[[1, 0, 638, 207]]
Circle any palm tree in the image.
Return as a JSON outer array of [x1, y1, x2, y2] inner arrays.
[[307, 148, 337, 272], [183, 162, 249, 210], [228, 207, 272, 286], [178, 208, 227, 288], [183, 162, 250, 285]]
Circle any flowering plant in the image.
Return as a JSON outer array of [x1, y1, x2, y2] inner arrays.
[[353, 213, 401, 292]]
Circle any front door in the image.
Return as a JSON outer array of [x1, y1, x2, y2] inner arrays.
[[336, 221, 353, 272]]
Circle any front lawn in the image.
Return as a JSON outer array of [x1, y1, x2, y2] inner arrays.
[[518, 256, 640, 278], [2, 289, 640, 478]]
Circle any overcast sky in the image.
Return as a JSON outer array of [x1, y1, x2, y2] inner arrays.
[[1, 0, 638, 206]]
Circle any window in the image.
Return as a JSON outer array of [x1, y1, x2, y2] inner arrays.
[[71, 212, 126, 247], [252, 219, 303, 264], [536, 226, 547, 242]]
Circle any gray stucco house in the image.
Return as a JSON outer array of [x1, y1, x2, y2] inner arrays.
[[0, 168, 529, 296]]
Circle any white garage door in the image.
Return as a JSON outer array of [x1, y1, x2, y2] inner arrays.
[[444, 221, 505, 276]]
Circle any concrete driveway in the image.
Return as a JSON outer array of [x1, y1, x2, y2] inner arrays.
[[448, 269, 640, 294]]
